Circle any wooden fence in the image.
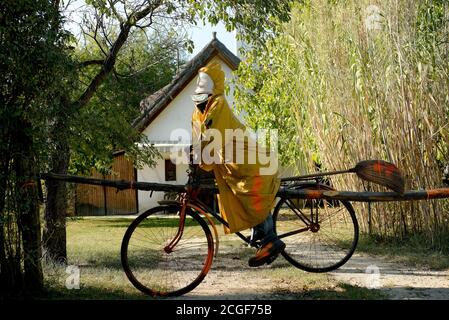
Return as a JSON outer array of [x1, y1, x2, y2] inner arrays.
[[75, 153, 137, 216]]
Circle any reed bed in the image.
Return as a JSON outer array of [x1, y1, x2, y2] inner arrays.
[[236, 0, 449, 250]]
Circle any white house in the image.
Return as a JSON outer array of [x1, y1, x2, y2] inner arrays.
[[75, 34, 297, 215], [132, 34, 241, 212]]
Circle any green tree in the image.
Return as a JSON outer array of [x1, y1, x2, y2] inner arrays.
[[44, 0, 293, 262], [0, 0, 73, 295], [69, 30, 183, 175]]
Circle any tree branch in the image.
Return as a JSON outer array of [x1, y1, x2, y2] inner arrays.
[[74, 23, 132, 109], [132, 1, 161, 24], [79, 59, 105, 68], [107, 0, 125, 24], [80, 11, 109, 57], [73, 2, 163, 110]]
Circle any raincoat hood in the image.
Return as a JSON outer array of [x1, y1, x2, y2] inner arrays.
[[191, 59, 280, 234], [198, 59, 225, 96]]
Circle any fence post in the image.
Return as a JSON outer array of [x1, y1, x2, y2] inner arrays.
[[364, 181, 372, 235], [368, 201, 372, 235], [103, 174, 107, 216]]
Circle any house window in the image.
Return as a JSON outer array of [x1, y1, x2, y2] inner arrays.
[[165, 159, 177, 181]]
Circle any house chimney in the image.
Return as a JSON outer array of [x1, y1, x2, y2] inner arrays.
[[212, 31, 217, 40]]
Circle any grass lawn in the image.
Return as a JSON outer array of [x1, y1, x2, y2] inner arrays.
[[44, 217, 145, 299], [42, 217, 386, 300], [356, 233, 449, 270]]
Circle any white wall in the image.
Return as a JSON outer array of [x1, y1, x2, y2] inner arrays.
[[138, 58, 236, 212], [137, 156, 190, 211], [141, 60, 235, 142]]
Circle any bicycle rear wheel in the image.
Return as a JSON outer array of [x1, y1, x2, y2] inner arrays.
[[121, 205, 214, 297], [273, 184, 358, 272]]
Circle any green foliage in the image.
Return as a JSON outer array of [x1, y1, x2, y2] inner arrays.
[[84, 0, 292, 47], [0, 0, 75, 295], [185, 0, 292, 46], [66, 0, 294, 174], [234, 34, 316, 170], [68, 30, 181, 174], [234, 0, 449, 250], [1, 0, 75, 165]]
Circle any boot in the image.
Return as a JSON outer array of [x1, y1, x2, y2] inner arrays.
[[248, 214, 285, 267]]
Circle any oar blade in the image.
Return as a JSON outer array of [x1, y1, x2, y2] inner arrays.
[[355, 160, 405, 194]]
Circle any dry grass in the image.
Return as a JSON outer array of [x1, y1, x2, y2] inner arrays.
[[43, 217, 145, 299], [288, 0, 449, 248], [41, 217, 385, 300], [236, 0, 449, 250], [357, 232, 449, 270]]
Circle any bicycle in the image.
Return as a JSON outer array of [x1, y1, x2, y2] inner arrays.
[[120, 164, 359, 297]]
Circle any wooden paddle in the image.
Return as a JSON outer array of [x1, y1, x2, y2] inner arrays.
[[281, 160, 405, 194]]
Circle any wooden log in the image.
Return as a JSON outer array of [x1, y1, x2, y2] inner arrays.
[[278, 188, 449, 202], [42, 173, 449, 202], [42, 173, 187, 193]]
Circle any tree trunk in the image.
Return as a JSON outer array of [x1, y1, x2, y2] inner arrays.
[[17, 179, 44, 294], [43, 96, 71, 262], [0, 142, 23, 296], [14, 124, 44, 294], [0, 154, 8, 292], [0, 181, 9, 295], [41, 12, 138, 262], [43, 135, 70, 262]]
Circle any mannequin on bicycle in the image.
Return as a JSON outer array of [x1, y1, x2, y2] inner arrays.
[[191, 59, 285, 267]]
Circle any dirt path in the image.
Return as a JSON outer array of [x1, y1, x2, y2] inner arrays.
[[175, 246, 312, 300], [175, 243, 449, 300], [330, 252, 449, 300]]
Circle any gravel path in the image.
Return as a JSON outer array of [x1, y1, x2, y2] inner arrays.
[[174, 247, 309, 300], [330, 252, 449, 299], [174, 248, 449, 300]]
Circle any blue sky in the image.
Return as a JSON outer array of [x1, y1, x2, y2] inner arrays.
[[189, 21, 237, 57], [64, 0, 237, 58]]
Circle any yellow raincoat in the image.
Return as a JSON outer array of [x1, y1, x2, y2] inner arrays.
[[191, 60, 280, 234]]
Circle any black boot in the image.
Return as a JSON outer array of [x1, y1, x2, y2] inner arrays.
[[248, 214, 285, 267]]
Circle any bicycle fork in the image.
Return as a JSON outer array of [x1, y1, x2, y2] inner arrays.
[[163, 199, 188, 254]]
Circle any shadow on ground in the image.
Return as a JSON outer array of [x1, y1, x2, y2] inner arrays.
[[43, 282, 386, 300]]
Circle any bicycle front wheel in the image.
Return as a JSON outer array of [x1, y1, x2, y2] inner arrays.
[[121, 205, 214, 297], [273, 185, 359, 272]]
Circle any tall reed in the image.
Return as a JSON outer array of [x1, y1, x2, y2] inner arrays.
[[236, 0, 449, 250]]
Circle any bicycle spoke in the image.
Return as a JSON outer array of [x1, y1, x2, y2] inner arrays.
[[274, 192, 358, 272], [317, 206, 346, 225], [122, 205, 214, 297]]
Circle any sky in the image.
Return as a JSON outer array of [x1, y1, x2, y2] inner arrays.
[[188, 21, 237, 57], [64, 0, 237, 58]]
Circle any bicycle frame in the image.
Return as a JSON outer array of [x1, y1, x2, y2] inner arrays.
[[165, 165, 324, 255], [162, 189, 258, 259], [121, 165, 360, 296]]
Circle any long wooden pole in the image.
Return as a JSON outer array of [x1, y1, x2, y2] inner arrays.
[[278, 188, 449, 202], [280, 169, 352, 182], [42, 173, 449, 202], [42, 173, 188, 193]]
